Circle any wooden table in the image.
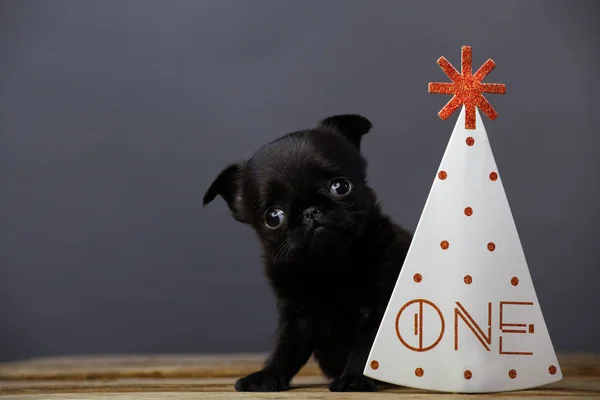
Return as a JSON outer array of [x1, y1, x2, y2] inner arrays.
[[0, 353, 599, 399]]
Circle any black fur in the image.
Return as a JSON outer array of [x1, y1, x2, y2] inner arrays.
[[203, 114, 412, 392]]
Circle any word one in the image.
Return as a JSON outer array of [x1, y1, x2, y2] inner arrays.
[[395, 299, 536, 355]]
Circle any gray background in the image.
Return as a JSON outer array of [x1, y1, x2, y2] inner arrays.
[[0, 0, 598, 362]]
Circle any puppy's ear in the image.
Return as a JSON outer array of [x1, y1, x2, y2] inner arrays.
[[317, 114, 373, 149], [203, 162, 248, 223]]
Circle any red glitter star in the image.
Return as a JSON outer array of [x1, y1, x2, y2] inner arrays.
[[428, 46, 506, 129]]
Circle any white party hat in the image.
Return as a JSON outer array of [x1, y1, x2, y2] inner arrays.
[[363, 46, 561, 393]]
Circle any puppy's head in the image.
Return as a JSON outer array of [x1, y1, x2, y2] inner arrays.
[[203, 114, 375, 264]]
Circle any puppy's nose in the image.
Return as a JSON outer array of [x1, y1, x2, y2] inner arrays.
[[303, 206, 321, 221]]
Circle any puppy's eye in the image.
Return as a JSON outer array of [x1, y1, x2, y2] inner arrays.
[[265, 208, 285, 229], [329, 178, 352, 197]]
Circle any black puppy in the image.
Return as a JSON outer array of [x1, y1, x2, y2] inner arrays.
[[203, 114, 412, 392]]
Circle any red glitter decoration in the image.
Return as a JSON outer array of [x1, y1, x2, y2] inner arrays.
[[489, 171, 498, 181], [415, 367, 424, 377], [511, 277, 519, 286], [428, 46, 506, 129], [370, 360, 379, 370], [440, 240, 449, 250], [466, 136, 475, 146], [464, 275, 473, 285], [464, 370, 472, 380], [509, 369, 517, 379], [413, 273, 423, 283], [549, 365, 557, 375], [438, 170, 448, 180]]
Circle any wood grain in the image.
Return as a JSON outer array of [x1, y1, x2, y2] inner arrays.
[[0, 353, 598, 399], [0, 353, 317, 381], [1, 378, 599, 400], [1, 353, 598, 381]]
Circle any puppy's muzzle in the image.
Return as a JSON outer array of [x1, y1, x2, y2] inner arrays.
[[303, 206, 322, 221], [303, 206, 327, 230]]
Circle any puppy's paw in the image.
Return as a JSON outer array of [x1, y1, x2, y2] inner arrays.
[[234, 369, 289, 392], [328, 374, 378, 392]]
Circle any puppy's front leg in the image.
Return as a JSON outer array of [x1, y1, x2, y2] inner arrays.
[[328, 309, 380, 392], [235, 307, 314, 392]]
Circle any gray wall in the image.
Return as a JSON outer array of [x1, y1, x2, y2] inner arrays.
[[0, 0, 598, 362]]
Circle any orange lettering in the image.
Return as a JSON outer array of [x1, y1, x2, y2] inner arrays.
[[499, 301, 534, 355], [396, 299, 445, 352], [394, 299, 537, 355], [454, 302, 492, 351]]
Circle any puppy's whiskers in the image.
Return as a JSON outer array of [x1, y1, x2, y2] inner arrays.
[[342, 216, 359, 232], [272, 240, 292, 264], [338, 208, 366, 231], [349, 210, 368, 216]]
